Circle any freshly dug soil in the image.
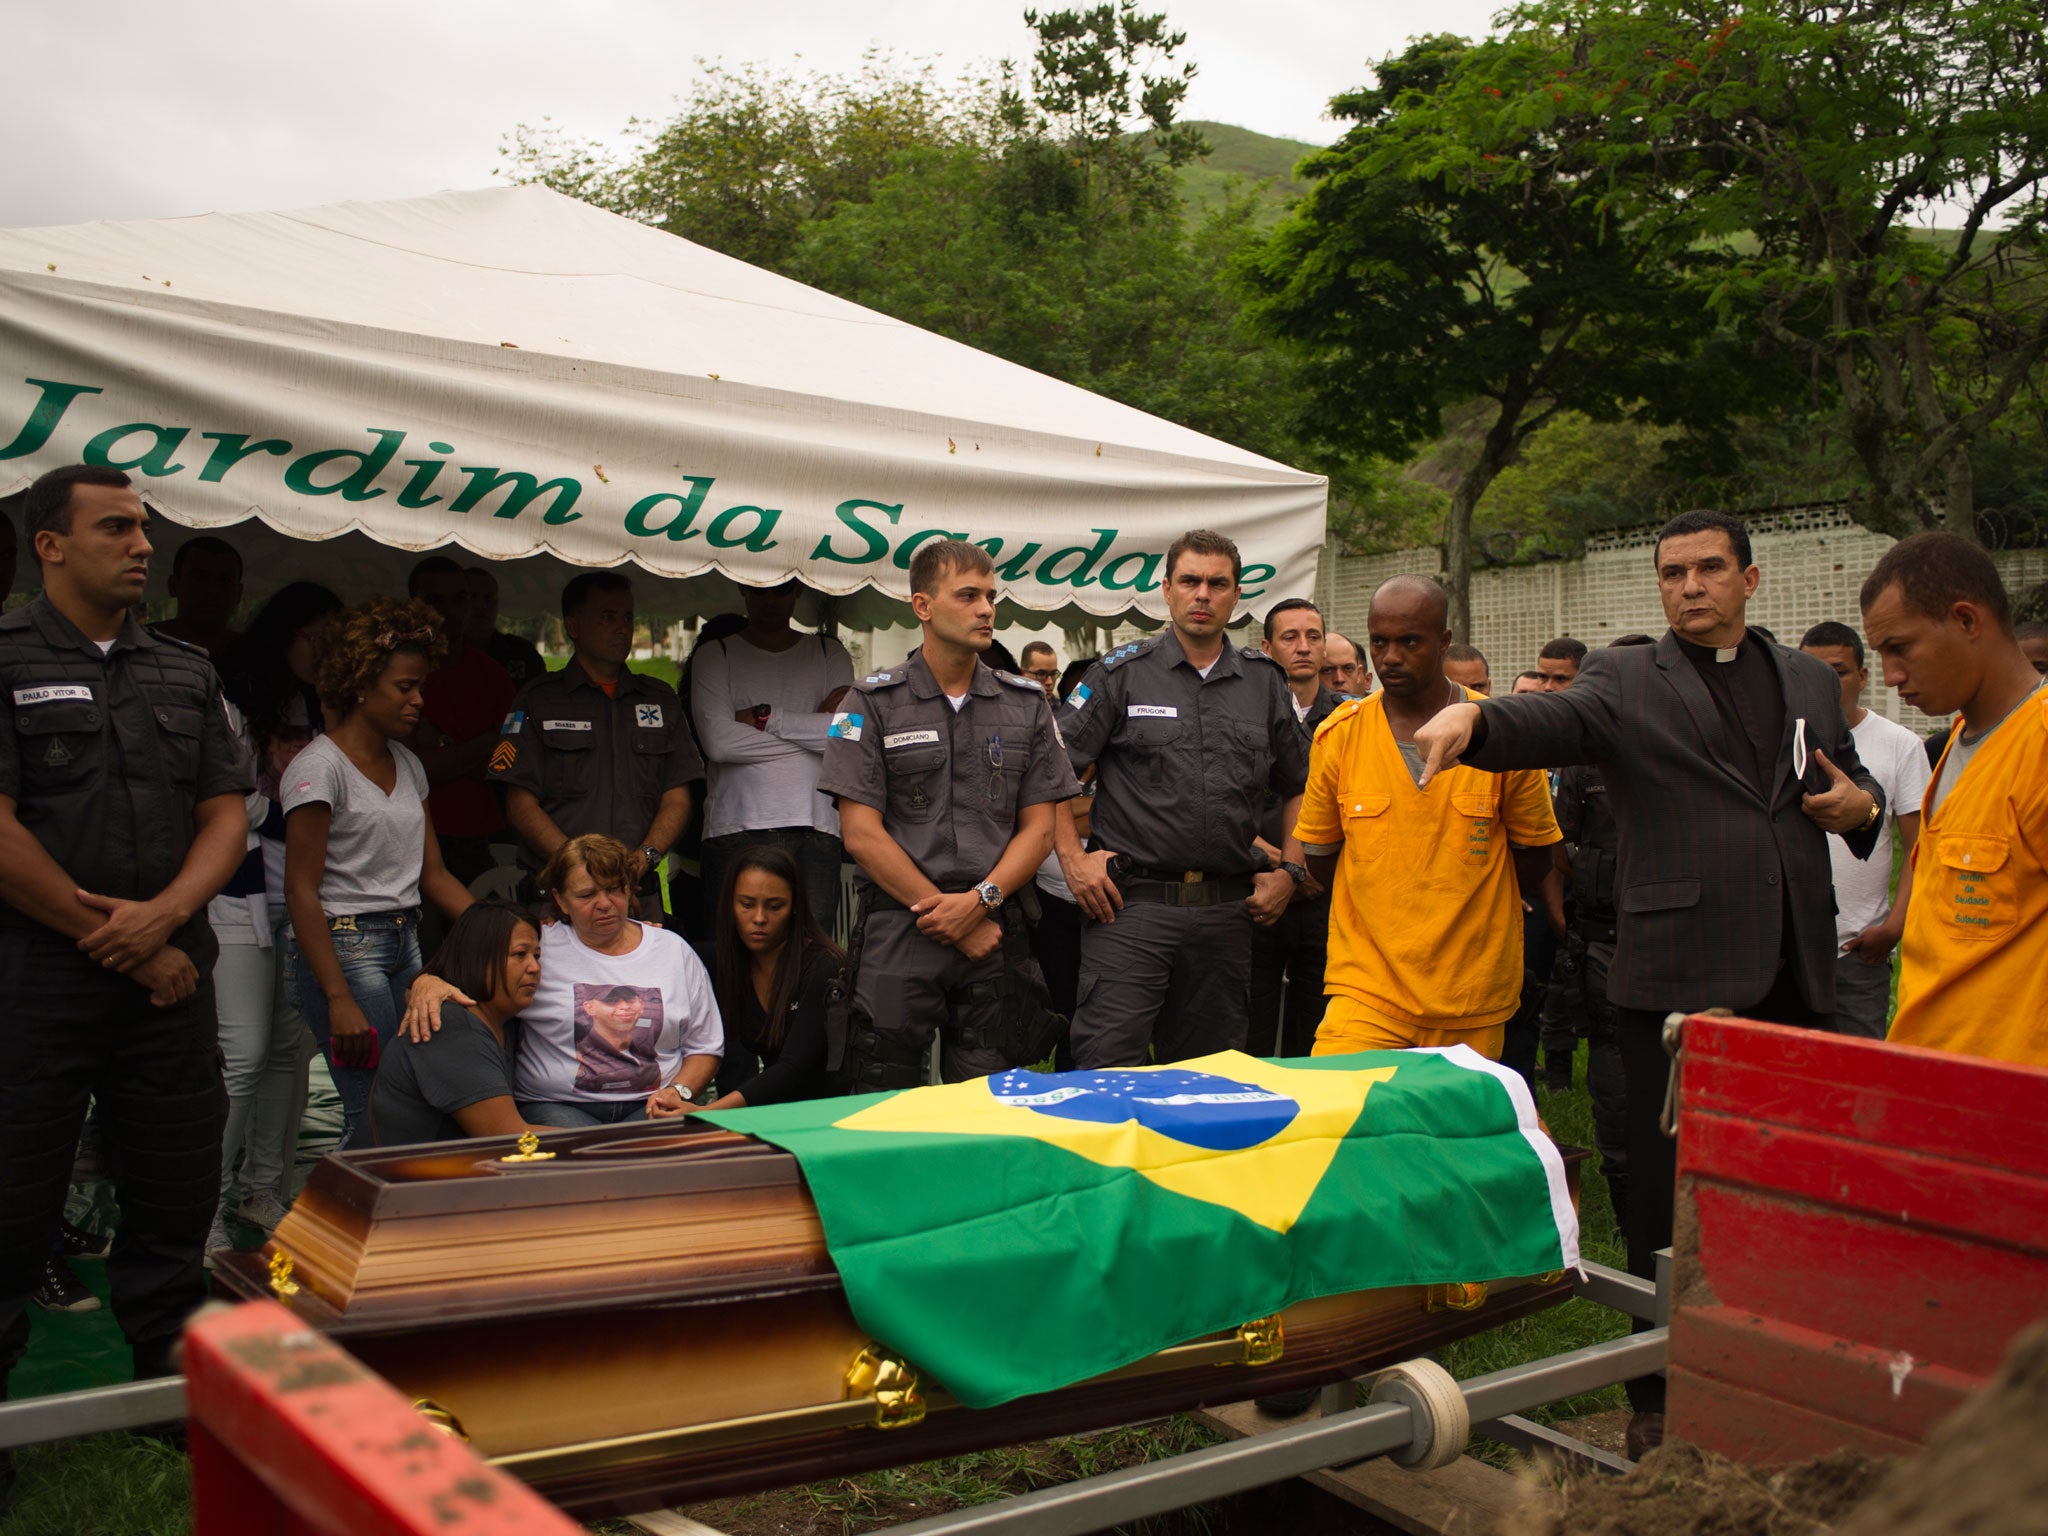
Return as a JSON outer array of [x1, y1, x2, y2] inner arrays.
[[1836, 1322, 2048, 1536], [1508, 1321, 2048, 1536], [1503, 1442, 1886, 1536]]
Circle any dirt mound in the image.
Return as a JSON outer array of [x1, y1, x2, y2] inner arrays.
[[1507, 1321, 2048, 1536], [1837, 1322, 2048, 1536], [1504, 1442, 1886, 1536]]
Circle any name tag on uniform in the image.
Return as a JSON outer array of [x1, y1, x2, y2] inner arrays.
[[542, 718, 593, 732], [884, 729, 941, 750], [14, 685, 93, 706], [1127, 704, 1178, 719]]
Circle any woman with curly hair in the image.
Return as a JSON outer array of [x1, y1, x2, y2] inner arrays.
[[282, 598, 474, 1147]]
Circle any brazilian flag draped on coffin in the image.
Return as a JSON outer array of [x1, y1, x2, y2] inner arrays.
[[701, 1045, 1577, 1408]]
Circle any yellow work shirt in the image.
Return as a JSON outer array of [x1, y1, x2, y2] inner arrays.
[[1294, 689, 1562, 1035], [1889, 688, 2048, 1066]]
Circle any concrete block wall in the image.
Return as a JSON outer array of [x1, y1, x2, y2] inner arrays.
[[1313, 506, 2048, 737]]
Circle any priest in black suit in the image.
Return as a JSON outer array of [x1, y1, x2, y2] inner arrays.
[[1409, 509, 1885, 1451]]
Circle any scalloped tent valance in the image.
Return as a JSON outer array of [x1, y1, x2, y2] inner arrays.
[[0, 185, 1325, 629]]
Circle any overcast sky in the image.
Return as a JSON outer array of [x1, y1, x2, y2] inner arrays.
[[4, 0, 1502, 229]]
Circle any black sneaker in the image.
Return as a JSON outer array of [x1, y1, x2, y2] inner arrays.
[[1254, 1387, 1319, 1417], [32, 1256, 101, 1313], [58, 1217, 112, 1261]]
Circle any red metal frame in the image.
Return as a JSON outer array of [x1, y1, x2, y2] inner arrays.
[[1668, 1015, 2048, 1463], [185, 1300, 583, 1536]]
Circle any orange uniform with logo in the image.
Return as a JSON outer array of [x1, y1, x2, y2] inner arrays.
[[1889, 688, 2048, 1066], [1294, 690, 1561, 1057]]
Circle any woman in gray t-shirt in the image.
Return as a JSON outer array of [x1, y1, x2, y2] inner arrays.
[[365, 902, 542, 1148], [282, 600, 476, 1148]]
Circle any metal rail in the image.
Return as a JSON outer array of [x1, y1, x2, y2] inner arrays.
[[0, 1376, 185, 1450], [871, 1329, 1667, 1536], [1572, 1261, 1658, 1321], [1475, 1414, 1634, 1477]]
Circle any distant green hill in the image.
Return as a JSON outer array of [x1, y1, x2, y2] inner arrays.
[[1173, 120, 1323, 224]]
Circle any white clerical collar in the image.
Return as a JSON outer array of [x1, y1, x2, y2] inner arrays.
[[1715, 644, 1738, 663]]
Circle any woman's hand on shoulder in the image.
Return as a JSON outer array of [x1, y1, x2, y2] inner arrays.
[[401, 973, 473, 1045]]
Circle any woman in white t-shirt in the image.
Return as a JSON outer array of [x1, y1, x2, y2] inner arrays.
[[406, 834, 722, 1125], [282, 600, 474, 1149]]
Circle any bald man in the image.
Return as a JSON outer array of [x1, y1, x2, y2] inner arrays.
[[1295, 576, 1561, 1058]]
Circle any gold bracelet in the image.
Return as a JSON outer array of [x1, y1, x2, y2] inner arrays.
[[1862, 797, 1882, 830]]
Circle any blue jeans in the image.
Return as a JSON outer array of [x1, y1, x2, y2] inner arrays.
[[285, 913, 422, 1151], [517, 1099, 649, 1129]]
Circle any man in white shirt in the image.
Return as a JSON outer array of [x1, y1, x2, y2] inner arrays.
[[1800, 621, 1933, 1038], [690, 580, 856, 931]]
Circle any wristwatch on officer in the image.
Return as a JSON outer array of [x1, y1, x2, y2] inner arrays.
[[1279, 860, 1310, 887], [974, 880, 1004, 912], [671, 1082, 699, 1105], [640, 844, 664, 871]]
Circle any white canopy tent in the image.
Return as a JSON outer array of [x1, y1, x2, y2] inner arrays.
[[0, 186, 1326, 630]]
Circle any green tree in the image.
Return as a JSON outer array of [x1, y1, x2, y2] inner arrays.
[[500, 55, 989, 272], [1490, 0, 2048, 541], [500, 15, 1345, 554], [1242, 35, 1748, 637]]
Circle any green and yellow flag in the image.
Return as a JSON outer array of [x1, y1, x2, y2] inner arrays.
[[703, 1046, 1577, 1407]]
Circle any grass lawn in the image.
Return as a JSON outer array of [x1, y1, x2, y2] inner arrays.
[[4, 1071, 1617, 1534]]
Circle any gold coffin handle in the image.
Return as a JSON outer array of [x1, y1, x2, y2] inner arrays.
[[1424, 1281, 1489, 1313], [499, 1132, 556, 1164], [844, 1345, 927, 1429], [1236, 1314, 1284, 1366], [414, 1399, 471, 1442], [267, 1249, 301, 1299]]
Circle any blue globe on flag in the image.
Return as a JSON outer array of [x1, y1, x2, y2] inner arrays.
[[989, 1067, 1299, 1152]]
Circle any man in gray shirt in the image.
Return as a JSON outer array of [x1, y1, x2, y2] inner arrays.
[[1055, 530, 1311, 1068]]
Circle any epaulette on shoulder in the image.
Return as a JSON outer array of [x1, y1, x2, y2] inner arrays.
[[1313, 698, 1363, 743], [1240, 644, 1284, 669], [853, 664, 910, 691], [994, 669, 1046, 694], [147, 627, 208, 655], [1098, 636, 1157, 672]]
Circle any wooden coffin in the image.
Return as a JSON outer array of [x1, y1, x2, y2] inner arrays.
[[216, 1119, 1584, 1518]]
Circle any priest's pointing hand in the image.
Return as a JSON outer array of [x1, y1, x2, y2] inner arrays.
[[1411, 702, 1484, 790]]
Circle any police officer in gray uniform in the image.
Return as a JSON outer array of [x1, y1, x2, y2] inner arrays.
[[489, 572, 702, 920], [818, 540, 1080, 1086], [0, 466, 252, 1394], [1055, 530, 1312, 1068]]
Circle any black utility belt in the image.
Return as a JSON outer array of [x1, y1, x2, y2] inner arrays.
[[1117, 874, 1255, 907]]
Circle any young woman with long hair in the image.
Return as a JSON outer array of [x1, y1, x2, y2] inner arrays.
[[653, 843, 841, 1114]]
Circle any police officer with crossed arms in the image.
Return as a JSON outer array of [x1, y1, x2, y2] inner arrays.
[[1055, 529, 1312, 1067], [818, 540, 1080, 1086]]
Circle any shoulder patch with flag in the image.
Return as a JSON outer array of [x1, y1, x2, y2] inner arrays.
[[704, 1046, 1577, 1407], [827, 711, 863, 742]]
